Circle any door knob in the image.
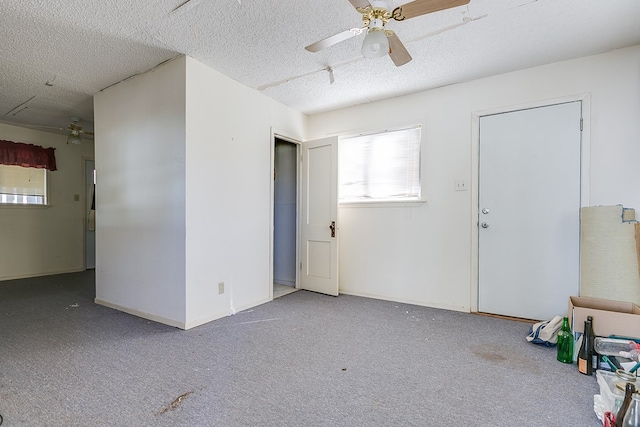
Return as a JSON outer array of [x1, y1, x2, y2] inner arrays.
[[481, 222, 489, 228], [329, 221, 336, 238]]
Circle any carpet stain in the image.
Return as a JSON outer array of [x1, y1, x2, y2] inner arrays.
[[473, 349, 508, 363], [159, 391, 194, 414]]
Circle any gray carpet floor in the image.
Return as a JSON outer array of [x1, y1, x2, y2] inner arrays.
[[0, 271, 601, 426]]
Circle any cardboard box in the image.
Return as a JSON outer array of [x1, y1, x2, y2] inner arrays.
[[569, 296, 640, 338]]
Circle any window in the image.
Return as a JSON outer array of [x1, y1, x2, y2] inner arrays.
[[339, 126, 421, 203], [0, 164, 48, 205], [0, 139, 56, 206]]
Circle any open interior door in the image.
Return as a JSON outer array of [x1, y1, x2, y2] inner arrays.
[[300, 136, 339, 296]]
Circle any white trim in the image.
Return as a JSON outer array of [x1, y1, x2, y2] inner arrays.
[[0, 268, 85, 282], [95, 299, 274, 331], [270, 128, 302, 303], [338, 123, 423, 140], [469, 93, 591, 313], [95, 298, 186, 329], [338, 125, 423, 204], [183, 297, 273, 330], [340, 289, 470, 313], [0, 204, 50, 209], [82, 157, 96, 270], [339, 199, 427, 208], [0, 164, 49, 206]]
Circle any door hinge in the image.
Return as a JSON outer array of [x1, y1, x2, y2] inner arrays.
[[300, 262, 303, 270], [580, 118, 583, 131]]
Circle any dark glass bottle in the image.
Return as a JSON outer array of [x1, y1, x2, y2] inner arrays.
[[556, 316, 574, 363], [578, 316, 594, 375], [616, 382, 636, 427]]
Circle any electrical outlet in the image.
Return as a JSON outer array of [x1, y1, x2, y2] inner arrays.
[[455, 180, 468, 191], [218, 282, 224, 294]]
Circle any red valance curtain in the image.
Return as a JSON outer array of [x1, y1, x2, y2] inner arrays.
[[0, 140, 57, 171]]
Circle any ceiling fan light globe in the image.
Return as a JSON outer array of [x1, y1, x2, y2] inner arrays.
[[67, 133, 82, 145], [362, 29, 389, 59]]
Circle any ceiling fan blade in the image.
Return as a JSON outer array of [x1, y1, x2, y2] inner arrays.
[[392, 0, 470, 21], [388, 33, 412, 66], [348, 0, 372, 10], [305, 28, 365, 52], [23, 124, 65, 131]]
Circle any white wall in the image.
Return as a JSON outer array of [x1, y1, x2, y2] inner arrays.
[[0, 123, 94, 281], [184, 57, 306, 328], [94, 55, 307, 329], [307, 44, 640, 312], [94, 57, 187, 327]]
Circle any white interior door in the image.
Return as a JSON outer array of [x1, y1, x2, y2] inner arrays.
[[300, 137, 338, 296], [478, 102, 581, 320]]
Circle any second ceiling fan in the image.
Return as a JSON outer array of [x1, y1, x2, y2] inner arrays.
[[305, 0, 470, 66]]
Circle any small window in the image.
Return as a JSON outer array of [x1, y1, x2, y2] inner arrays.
[[0, 164, 48, 205], [339, 126, 421, 203]]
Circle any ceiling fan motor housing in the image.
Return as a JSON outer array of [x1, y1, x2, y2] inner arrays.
[[362, 1, 392, 27]]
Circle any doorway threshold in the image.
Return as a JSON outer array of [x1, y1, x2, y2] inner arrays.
[[473, 311, 537, 324], [274, 284, 298, 299]]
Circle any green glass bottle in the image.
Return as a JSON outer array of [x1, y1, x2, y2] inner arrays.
[[556, 316, 574, 363]]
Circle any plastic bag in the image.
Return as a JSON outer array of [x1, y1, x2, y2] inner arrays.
[[526, 316, 563, 347]]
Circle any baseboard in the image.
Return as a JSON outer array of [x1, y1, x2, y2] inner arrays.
[[184, 296, 272, 329], [234, 296, 272, 313], [96, 295, 274, 331], [339, 289, 470, 313], [95, 298, 186, 329], [184, 309, 233, 330], [0, 268, 87, 282]]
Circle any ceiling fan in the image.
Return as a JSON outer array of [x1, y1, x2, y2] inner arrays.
[[19, 116, 94, 144], [65, 117, 94, 145], [305, 0, 470, 66]]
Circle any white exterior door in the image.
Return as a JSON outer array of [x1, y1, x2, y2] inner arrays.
[[478, 102, 581, 320], [300, 137, 339, 296]]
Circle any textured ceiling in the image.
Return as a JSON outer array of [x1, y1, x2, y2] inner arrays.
[[1, 0, 640, 136]]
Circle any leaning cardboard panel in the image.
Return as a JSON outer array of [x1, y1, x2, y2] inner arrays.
[[580, 205, 640, 305], [636, 223, 640, 278], [569, 296, 640, 339]]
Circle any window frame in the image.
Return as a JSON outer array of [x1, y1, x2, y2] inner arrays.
[[338, 124, 425, 207], [0, 164, 50, 207]]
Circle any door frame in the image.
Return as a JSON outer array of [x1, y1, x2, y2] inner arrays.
[[269, 128, 302, 301], [82, 157, 96, 270], [469, 94, 591, 313]]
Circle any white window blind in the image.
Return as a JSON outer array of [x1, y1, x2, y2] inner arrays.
[[0, 164, 47, 205], [339, 126, 421, 202]]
